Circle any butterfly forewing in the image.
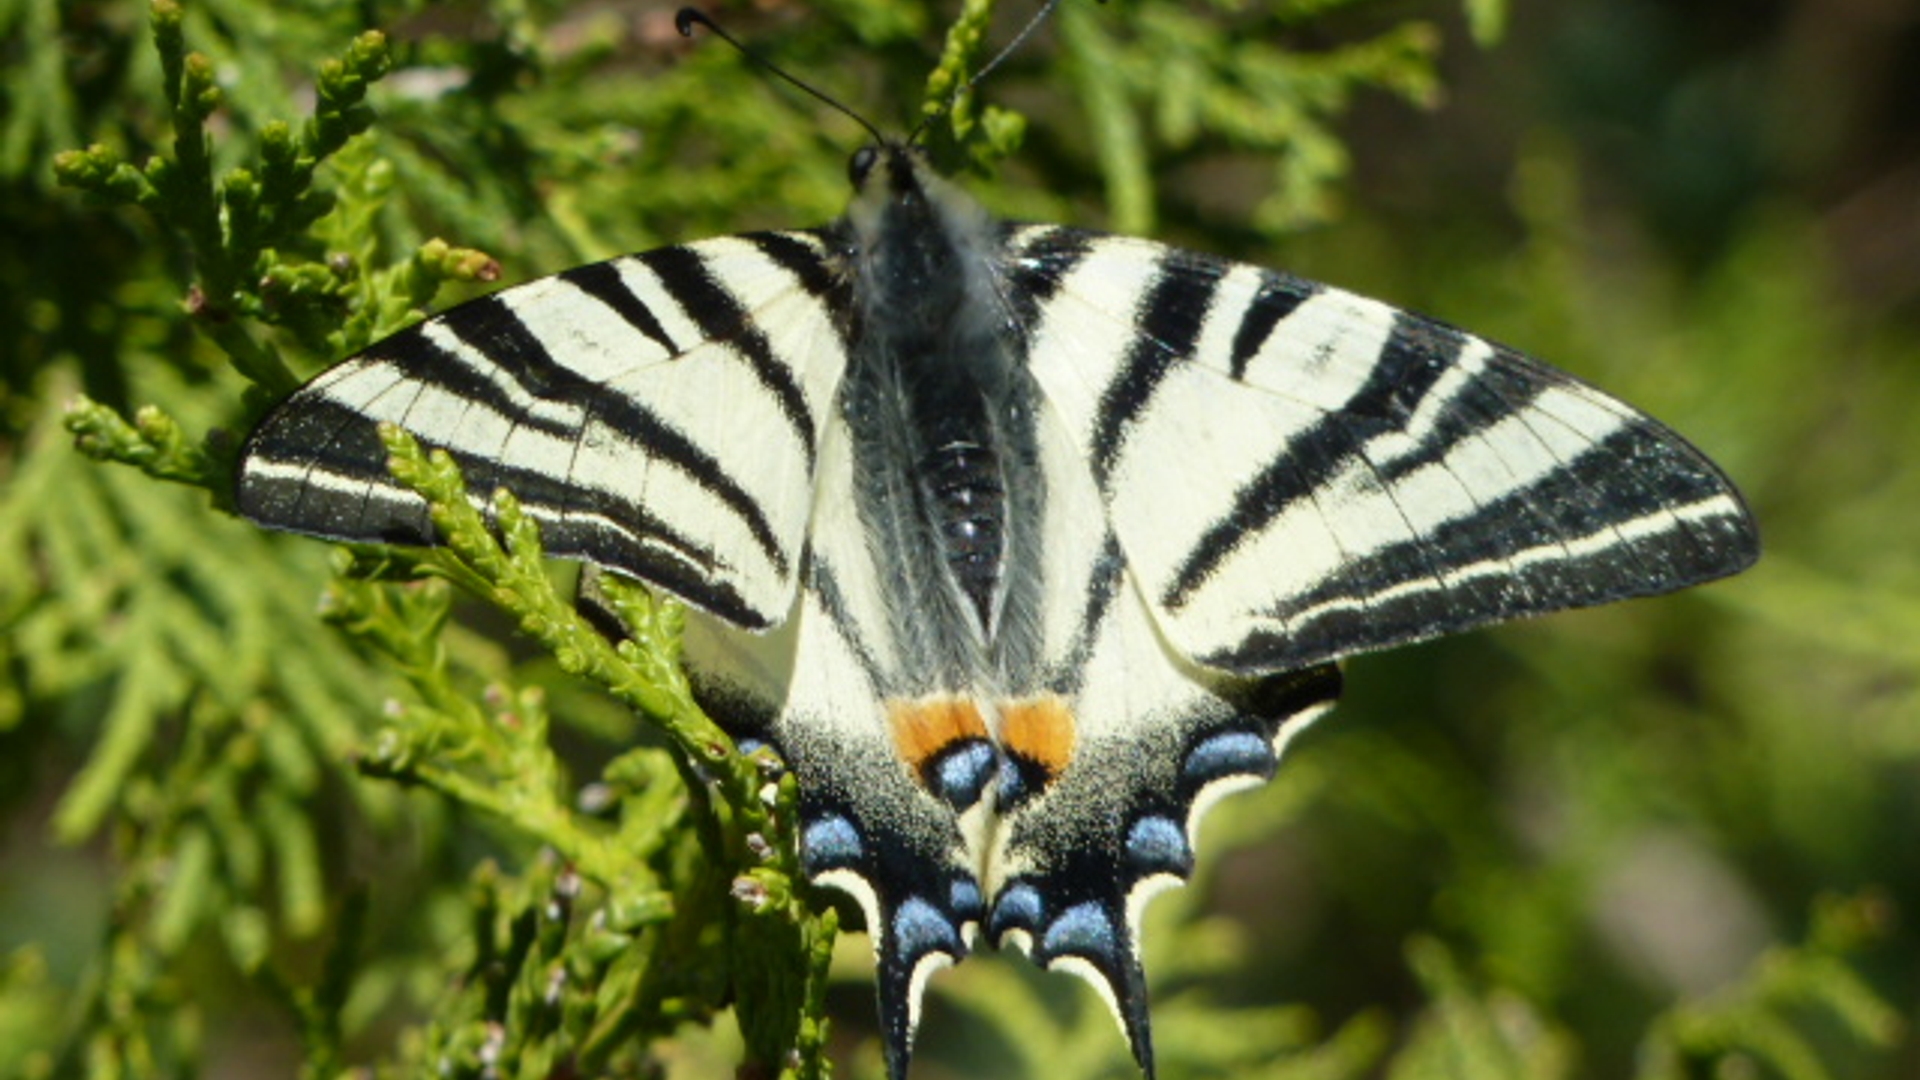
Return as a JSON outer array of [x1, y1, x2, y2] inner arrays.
[[1008, 226, 1757, 676], [238, 231, 849, 629]]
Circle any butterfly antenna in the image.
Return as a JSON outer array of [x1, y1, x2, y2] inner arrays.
[[970, 0, 1065, 90], [909, 0, 1065, 145], [676, 8, 886, 145]]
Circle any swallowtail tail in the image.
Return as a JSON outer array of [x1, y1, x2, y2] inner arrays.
[[235, 50, 1759, 1080]]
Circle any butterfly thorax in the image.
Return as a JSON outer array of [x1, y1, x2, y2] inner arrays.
[[834, 145, 1041, 670]]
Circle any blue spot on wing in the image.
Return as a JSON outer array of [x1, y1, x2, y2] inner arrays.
[[1181, 730, 1274, 785], [988, 881, 1044, 940], [949, 878, 984, 924], [800, 814, 863, 870], [930, 740, 996, 809], [995, 754, 1031, 808], [1125, 815, 1193, 877], [1042, 901, 1121, 959], [893, 895, 964, 958]]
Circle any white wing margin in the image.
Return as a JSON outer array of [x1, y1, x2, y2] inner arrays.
[[1006, 227, 1759, 675], [237, 231, 849, 630]]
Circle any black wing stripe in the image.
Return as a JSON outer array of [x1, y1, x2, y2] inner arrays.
[[1045, 534, 1127, 694], [377, 315, 578, 439], [641, 243, 819, 467], [239, 392, 429, 542], [1160, 423, 1348, 613], [746, 230, 843, 306], [1002, 226, 1096, 335], [1342, 312, 1476, 428], [805, 556, 891, 692], [1227, 275, 1318, 381], [1088, 254, 1222, 481], [580, 399, 793, 578], [443, 295, 583, 401], [562, 260, 681, 357]]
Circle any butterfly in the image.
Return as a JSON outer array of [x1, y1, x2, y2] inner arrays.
[[235, 16, 1759, 1078]]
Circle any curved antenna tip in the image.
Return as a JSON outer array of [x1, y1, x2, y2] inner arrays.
[[674, 8, 712, 38], [672, 6, 886, 146]]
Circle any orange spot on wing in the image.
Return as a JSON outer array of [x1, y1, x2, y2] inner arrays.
[[889, 697, 991, 770], [1000, 696, 1077, 779]]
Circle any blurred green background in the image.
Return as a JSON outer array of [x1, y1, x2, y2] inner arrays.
[[2, 1, 1917, 1078]]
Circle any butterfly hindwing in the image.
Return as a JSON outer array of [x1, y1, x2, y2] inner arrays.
[[1009, 227, 1757, 676], [238, 230, 849, 630]]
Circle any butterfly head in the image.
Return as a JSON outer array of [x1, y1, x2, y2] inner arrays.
[[845, 142, 986, 223], [841, 142, 995, 313], [847, 142, 915, 197]]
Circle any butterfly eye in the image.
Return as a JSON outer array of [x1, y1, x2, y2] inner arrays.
[[848, 146, 879, 189]]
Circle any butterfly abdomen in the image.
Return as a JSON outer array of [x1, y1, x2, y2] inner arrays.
[[917, 434, 1007, 624]]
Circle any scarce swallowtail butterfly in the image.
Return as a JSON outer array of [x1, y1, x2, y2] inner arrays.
[[236, 10, 1760, 1078]]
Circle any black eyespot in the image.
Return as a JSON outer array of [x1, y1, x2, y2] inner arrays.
[[848, 146, 879, 189]]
